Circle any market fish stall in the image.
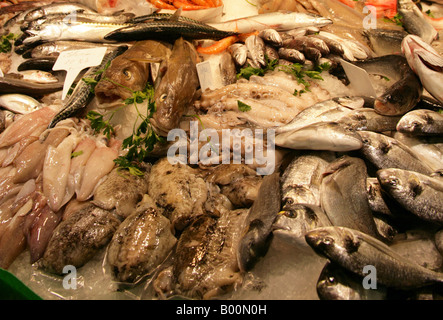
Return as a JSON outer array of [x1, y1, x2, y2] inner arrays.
[[0, 0, 442, 301]]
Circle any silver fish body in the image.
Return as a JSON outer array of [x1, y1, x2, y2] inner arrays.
[[397, 0, 438, 44], [397, 109, 443, 135], [305, 226, 443, 289], [23, 3, 97, 22], [245, 35, 266, 68], [228, 43, 248, 67], [377, 168, 443, 226], [0, 94, 41, 114], [258, 28, 283, 47], [358, 131, 435, 175]]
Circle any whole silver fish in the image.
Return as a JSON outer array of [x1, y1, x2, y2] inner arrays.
[[275, 122, 363, 152], [277, 47, 305, 64], [397, 109, 443, 136], [320, 156, 380, 238], [48, 45, 128, 128], [0, 94, 41, 114], [377, 168, 443, 226], [337, 108, 402, 133], [258, 29, 283, 47], [402, 35, 443, 104], [229, 43, 248, 67], [397, 0, 438, 44], [305, 226, 443, 289], [317, 262, 387, 300], [23, 2, 97, 22], [245, 35, 266, 68], [358, 131, 435, 175]]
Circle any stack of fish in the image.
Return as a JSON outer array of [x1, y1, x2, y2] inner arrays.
[[0, 0, 442, 301]]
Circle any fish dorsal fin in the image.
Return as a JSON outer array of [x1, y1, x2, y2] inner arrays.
[[170, 8, 183, 21]]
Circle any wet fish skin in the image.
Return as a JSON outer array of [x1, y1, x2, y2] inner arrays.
[[245, 35, 266, 68], [0, 76, 63, 96], [104, 20, 238, 42], [358, 131, 435, 175], [23, 3, 97, 22], [305, 226, 443, 289], [95, 40, 171, 103], [337, 108, 402, 133], [258, 29, 283, 47], [320, 155, 380, 238], [317, 262, 387, 300], [228, 43, 248, 67], [377, 168, 443, 226], [275, 122, 363, 152], [277, 47, 305, 64], [0, 94, 41, 114], [150, 38, 200, 137], [362, 29, 408, 56], [17, 57, 57, 72], [237, 172, 281, 272], [48, 45, 128, 128], [397, 109, 443, 135], [397, 0, 438, 44]]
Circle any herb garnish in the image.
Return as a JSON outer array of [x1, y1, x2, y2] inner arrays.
[[0, 33, 16, 53], [384, 13, 403, 27], [237, 100, 252, 112]]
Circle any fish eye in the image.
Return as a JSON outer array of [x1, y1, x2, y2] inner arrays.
[[323, 236, 335, 246], [285, 210, 297, 219], [123, 69, 132, 79], [389, 178, 399, 186], [160, 93, 168, 102], [327, 276, 336, 285]]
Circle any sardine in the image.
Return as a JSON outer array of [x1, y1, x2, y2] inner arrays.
[[397, 109, 443, 135], [150, 38, 200, 137], [305, 226, 443, 289], [352, 55, 423, 116], [402, 35, 443, 104], [275, 122, 363, 152], [104, 20, 238, 42], [48, 45, 128, 128], [95, 40, 172, 103], [397, 0, 438, 44], [245, 35, 266, 68], [358, 131, 435, 175], [320, 156, 380, 238], [23, 2, 97, 22], [228, 43, 248, 67], [237, 172, 281, 272], [0, 94, 41, 114], [258, 29, 283, 47], [377, 168, 443, 226], [277, 47, 305, 64]]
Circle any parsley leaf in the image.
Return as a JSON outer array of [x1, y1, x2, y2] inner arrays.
[[0, 33, 16, 53], [238, 100, 252, 112]]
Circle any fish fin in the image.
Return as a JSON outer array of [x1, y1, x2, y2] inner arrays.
[[343, 232, 361, 254], [170, 7, 183, 21], [407, 175, 423, 198], [415, 50, 443, 71]]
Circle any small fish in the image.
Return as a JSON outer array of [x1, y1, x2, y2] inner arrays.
[[275, 122, 363, 152], [23, 2, 97, 22], [358, 131, 435, 175], [0, 76, 63, 96], [337, 108, 402, 132], [377, 168, 443, 226], [264, 45, 279, 61], [397, 0, 438, 44], [277, 47, 305, 64], [362, 29, 408, 56], [305, 226, 443, 289], [18, 70, 59, 84], [258, 29, 283, 47], [0, 94, 41, 114], [104, 20, 238, 42], [397, 109, 443, 135], [245, 35, 266, 68], [48, 45, 128, 128], [402, 35, 443, 104], [229, 43, 248, 67], [17, 57, 58, 72]]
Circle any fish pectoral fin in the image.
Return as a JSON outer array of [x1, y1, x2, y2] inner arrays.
[[170, 7, 183, 21]]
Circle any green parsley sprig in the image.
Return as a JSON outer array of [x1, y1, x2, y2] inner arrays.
[[0, 33, 17, 53]]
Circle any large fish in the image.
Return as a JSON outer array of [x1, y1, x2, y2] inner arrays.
[[305, 226, 443, 289], [150, 37, 200, 136], [94, 40, 172, 104], [397, 0, 438, 44], [396, 109, 443, 136], [402, 35, 443, 104]]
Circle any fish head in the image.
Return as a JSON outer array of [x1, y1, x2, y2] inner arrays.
[[316, 263, 361, 300], [24, 8, 45, 22], [402, 35, 443, 72], [305, 227, 360, 259], [376, 169, 409, 196], [95, 58, 151, 103]]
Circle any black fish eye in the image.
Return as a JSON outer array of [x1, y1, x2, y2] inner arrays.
[[285, 210, 297, 219], [123, 69, 131, 79], [160, 93, 167, 102], [323, 236, 334, 246], [389, 178, 399, 186], [327, 276, 336, 285]]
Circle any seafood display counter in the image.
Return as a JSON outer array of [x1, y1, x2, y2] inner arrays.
[[0, 0, 443, 301]]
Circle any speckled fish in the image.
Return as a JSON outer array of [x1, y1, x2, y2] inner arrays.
[[48, 45, 128, 128], [305, 226, 443, 289], [94, 40, 172, 103], [150, 38, 200, 136], [397, 109, 443, 135], [402, 35, 443, 104], [104, 20, 238, 42], [377, 168, 443, 226], [358, 131, 435, 175], [397, 0, 438, 44], [352, 55, 423, 116]]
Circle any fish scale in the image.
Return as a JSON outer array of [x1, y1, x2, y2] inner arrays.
[[47, 45, 128, 129]]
